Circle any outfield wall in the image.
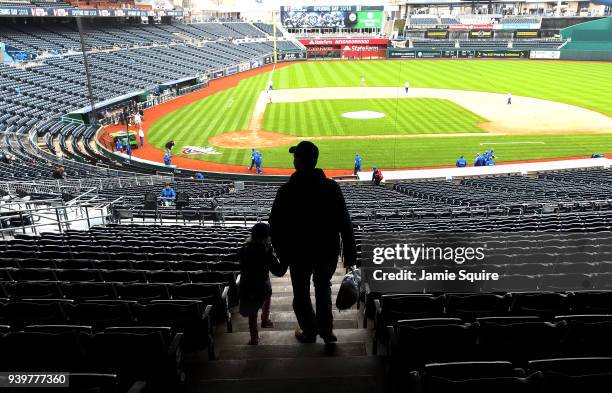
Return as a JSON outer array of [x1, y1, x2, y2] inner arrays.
[[559, 17, 612, 61], [387, 49, 531, 59]]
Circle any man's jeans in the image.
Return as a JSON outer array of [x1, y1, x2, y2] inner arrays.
[[289, 261, 337, 337]]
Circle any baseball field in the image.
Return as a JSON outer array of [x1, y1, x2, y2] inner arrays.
[[144, 60, 612, 170]]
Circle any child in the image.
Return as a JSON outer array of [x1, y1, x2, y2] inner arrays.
[[238, 223, 286, 345]]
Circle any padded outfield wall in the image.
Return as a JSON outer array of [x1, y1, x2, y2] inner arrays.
[[560, 17, 612, 61]]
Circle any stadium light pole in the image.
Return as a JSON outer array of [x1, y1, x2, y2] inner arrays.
[[76, 17, 98, 126], [272, 10, 278, 64]]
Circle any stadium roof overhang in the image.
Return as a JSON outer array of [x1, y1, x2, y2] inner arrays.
[[71, 90, 147, 115]]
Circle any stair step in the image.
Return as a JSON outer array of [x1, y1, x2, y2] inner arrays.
[[265, 303, 357, 312], [266, 310, 359, 321], [272, 289, 340, 298], [188, 375, 385, 393], [232, 319, 358, 332], [216, 328, 370, 346], [271, 283, 342, 291], [192, 356, 384, 380], [218, 342, 367, 359]]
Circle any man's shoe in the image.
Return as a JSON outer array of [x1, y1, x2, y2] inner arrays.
[[261, 319, 274, 328], [320, 332, 338, 344], [294, 329, 316, 343]]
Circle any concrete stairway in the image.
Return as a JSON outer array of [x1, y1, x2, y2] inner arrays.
[[184, 267, 385, 393]]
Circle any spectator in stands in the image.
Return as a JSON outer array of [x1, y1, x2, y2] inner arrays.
[[139, 127, 145, 147], [238, 222, 287, 345], [354, 153, 362, 175], [456, 156, 467, 167], [52, 167, 66, 180], [372, 167, 383, 186], [269, 141, 356, 344], [254, 151, 263, 174], [165, 140, 175, 156], [507, 93, 512, 105], [160, 183, 176, 206], [164, 153, 171, 166], [0, 152, 11, 164], [196, 172, 205, 180]]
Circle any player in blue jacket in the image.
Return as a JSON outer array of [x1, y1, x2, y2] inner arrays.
[[474, 153, 483, 167], [248, 149, 258, 170], [354, 153, 362, 175], [456, 156, 467, 167], [254, 151, 263, 174]]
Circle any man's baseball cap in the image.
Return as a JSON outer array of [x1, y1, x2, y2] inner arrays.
[[289, 141, 319, 164]]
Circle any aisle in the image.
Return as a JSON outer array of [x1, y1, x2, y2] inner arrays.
[[185, 267, 385, 393]]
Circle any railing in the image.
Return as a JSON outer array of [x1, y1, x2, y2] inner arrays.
[[0, 200, 116, 238]]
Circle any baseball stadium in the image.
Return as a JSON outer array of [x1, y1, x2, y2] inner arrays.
[[2, 0, 612, 392]]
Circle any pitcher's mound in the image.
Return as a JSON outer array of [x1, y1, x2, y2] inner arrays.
[[342, 110, 386, 120], [209, 130, 298, 149]]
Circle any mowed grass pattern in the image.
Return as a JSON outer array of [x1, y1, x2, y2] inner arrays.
[[263, 98, 486, 136], [272, 60, 612, 116], [147, 71, 269, 165], [147, 60, 612, 169]]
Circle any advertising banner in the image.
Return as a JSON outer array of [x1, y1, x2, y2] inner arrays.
[[0, 7, 190, 17], [448, 24, 493, 31], [226, 66, 238, 75], [469, 30, 493, 38], [530, 50, 561, 59], [212, 70, 225, 79], [388, 50, 417, 59], [474, 50, 530, 58], [495, 23, 540, 30], [277, 52, 307, 61], [425, 30, 449, 39], [515, 30, 540, 38], [388, 49, 527, 59], [300, 38, 389, 46], [355, 11, 384, 29], [1, 42, 36, 64], [238, 62, 250, 72], [306, 46, 341, 59]]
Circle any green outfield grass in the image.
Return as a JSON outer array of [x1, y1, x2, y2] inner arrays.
[[146, 60, 612, 169], [263, 98, 486, 136]]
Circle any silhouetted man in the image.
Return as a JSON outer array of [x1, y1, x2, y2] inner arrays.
[[269, 141, 356, 344]]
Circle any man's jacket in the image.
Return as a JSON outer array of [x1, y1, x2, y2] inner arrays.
[[269, 168, 357, 268]]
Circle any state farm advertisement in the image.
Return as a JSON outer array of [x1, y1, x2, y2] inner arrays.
[[299, 38, 389, 46], [340, 44, 386, 59]]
